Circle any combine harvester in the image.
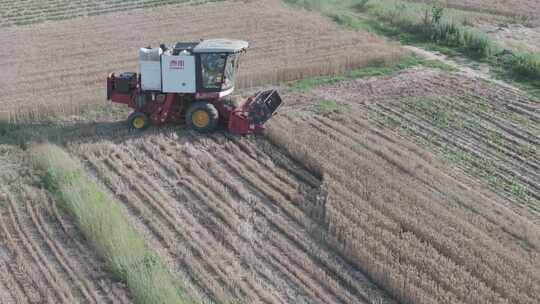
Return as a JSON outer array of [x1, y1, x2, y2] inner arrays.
[[107, 39, 282, 134]]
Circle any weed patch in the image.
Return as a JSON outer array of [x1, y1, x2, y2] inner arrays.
[[313, 100, 349, 115], [31, 144, 190, 304]]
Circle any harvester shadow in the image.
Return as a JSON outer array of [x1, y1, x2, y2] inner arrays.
[[0, 120, 193, 149]]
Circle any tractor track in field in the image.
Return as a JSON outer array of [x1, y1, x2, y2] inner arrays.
[[72, 131, 395, 304], [0, 148, 131, 304]]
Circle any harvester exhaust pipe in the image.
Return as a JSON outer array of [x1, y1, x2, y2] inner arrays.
[[228, 89, 282, 135]]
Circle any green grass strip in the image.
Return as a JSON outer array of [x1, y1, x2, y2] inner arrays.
[[288, 54, 454, 91], [31, 144, 190, 304]]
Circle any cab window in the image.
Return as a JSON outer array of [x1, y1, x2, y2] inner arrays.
[[200, 53, 226, 89], [223, 54, 238, 90]]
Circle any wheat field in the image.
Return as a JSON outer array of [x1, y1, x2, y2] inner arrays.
[[1, 0, 539, 303], [0, 0, 402, 123]]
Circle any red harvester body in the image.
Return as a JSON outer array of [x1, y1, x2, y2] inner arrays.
[[106, 39, 282, 134]]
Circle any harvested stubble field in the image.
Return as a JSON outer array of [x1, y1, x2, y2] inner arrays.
[[0, 0, 402, 123], [64, 127, 394, 304], [31, 66, 536, 304], [262, 71, 540, 303], [1, 68, 540, 303], [2, 0, 540, 303], [0, 145, 131, 303], [311, 69, 540, 215]]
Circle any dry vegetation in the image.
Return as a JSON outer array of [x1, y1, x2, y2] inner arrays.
[[0, 145, 131, 303], [407, 0, 540, 21], [263, 77, 540, 303], [62, 128, 394, 304], [25, 66, 537, 304], [0, 0, 214, 27], [311, 69, 540, 214], [0, 0, 402, 123], [2, 0, 540, 303]]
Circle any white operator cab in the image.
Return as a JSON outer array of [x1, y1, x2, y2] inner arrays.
[[138, 39, 249, 96]]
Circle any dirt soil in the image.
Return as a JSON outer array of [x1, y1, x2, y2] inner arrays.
[[402, 45, 527, 93], [478, 23, 540, 53]]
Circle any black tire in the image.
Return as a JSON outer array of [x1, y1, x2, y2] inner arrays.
[[186, 102, 219, 133], [127, 112, 150, 130]]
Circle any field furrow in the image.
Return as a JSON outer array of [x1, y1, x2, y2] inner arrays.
[[341, 114, 540, 254], [82, 151, 222, 303], [0, 0, 211, 27], [102, 154, 247, 301], [41, 194, 130, 304], [0, 231, 34, 304], [374, 103, 540, 202], [70, 130, 396, 304], [303, 117, 537, 303], [264, 107, 540, 304], [313, 69, 539, 210], [136, 142, 308, 303], [5, 189, 74, 303], [149, 136, 375, 303], [183, 140, 386, 303], [21, 188, 98, 303], [0, 147, 131, 304]]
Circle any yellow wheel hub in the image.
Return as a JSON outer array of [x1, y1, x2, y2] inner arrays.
[[192, 110, 210, 128], [132, 116, 146, 129]]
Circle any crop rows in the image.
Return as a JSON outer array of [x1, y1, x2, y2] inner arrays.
[[0, 0, 401, 123], [311, 69, 540, 216], [0, 0, 215, 27], [264, 105, 540, 304], [60, 66, 540, 303], [0, 146, 131, 304], [68, 129, 395, 304]]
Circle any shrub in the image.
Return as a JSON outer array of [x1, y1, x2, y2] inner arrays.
[[313, 100, 348, 115], [351, 0, 370, 12], [461, 29, 497, 58], [431, 21, 461, 46], [430, 0, 445, 24], [506, 53, 540, 80], [425, 21, 496, 58]]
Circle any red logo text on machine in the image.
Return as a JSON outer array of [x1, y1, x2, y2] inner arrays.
[[169, 60, 184, 70]]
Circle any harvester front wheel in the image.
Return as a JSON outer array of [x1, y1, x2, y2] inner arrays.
[[128, 112, 150, 130], [186, 102, 219, 133]]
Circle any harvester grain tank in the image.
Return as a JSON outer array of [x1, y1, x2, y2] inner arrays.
[[106, 39, 282, 134]]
